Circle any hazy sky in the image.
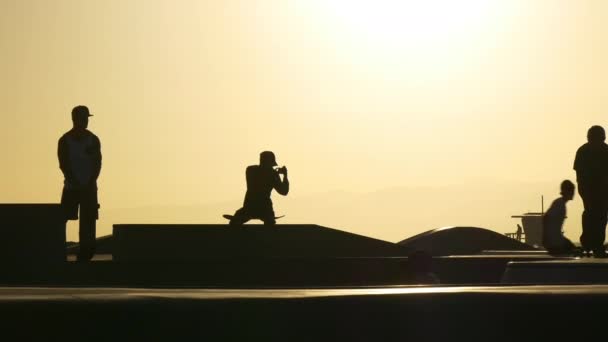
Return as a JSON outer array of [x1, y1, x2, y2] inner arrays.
[[2, 0, 607, 241]]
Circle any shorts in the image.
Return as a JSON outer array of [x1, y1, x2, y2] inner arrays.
[[61, 187, 99, 220]]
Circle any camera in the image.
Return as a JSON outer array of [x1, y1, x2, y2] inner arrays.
[[275, 166, 287, 175]]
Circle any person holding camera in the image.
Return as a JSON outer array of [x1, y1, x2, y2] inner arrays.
[[229, 151, 289, 226]]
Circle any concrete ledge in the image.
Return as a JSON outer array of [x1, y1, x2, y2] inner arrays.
[[502, 258, 608, 284], [0, 204, 66, 263], [0, 285, 606, 340], [0, 254, 576, 287]]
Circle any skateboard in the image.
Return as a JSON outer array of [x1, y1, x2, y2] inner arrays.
[[223, 214, 285, 220]]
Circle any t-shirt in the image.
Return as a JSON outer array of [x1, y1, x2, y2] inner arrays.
[[58, 130, 101, 189], [243, 165, 289, 208], [542, 197, 567, 248], [573, 142, 608, 186]]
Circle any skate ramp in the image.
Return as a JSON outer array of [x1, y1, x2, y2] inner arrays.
[[398, 226, 537, 256], [113, 224, 410, 261]]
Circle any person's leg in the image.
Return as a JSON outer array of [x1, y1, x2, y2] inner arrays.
[[583, 189, 606, 255], [564, 237, 576, 251], [580, 187, 604, 253], [261, 206, 276, 226], [60, 188, 79, 221], [596, 196, 608, 255], [229, 207, 251, 226], [78, 214, 96, 261], [59, 188, 78, 262], [78, 189, 98, 261], [550, 238, 578, 255], [586, 209, 605, 256], [579, 188, 592, 251], [262, 216, 276, 226]]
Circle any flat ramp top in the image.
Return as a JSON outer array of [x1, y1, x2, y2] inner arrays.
[[112, 224, 410, 260]]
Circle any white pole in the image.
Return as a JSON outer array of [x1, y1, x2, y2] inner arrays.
[[541, 195, 544, 214]]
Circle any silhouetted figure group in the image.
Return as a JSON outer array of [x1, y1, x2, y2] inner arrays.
[[57, 105, 290, 260], [55, 104, 608, 261], [541, 125, 608, 257]]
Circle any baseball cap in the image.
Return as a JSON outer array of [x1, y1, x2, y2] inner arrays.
[[71, 105, 93, 118], [260, 151, 278, 166]]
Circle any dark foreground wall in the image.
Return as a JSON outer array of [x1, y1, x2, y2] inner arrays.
[[0, 204, 65, 263], [0, 255, 575, 287], [0, 286, 603, 341]]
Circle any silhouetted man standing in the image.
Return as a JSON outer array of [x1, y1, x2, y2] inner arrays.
[[229, 151, 289, 226], [574, 125, 608, 257], [58, 106, 102, 261]]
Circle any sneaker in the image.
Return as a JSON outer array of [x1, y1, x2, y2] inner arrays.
[[572, 248, 585, 257], [76, 253, 94, 262]]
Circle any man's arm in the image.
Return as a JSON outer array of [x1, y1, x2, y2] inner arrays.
[[57, 136, 74, 182], [91, 135, 102, 183], [274, 168, 289, 196], [573, 147, 582, 183]]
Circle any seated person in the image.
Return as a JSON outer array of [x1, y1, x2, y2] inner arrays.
[[542, 180, 577, 255]]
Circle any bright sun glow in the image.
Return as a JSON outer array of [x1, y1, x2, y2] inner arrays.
[[305, 0, 515, 83], [317, 0, 507, 51]]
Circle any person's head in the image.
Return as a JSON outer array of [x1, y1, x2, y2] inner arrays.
[[71, 105, 92, 130], [560, 180, 575, 201], [587, 125, 606, 144], [259, 151, 278, 168]]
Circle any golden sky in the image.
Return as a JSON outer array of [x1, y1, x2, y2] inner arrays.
[[1, 0, 607, 242]]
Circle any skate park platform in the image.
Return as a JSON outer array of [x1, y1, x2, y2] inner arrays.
[[0, 204, 66, 264], [0, 223, 579, 287], [112, 224, 412, 261], [0, 252, 577, 287], [502, 257, 608, 284], [1, 285, 607, 340]]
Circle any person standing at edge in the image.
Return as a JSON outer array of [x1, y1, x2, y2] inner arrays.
[[229, 151, 289, 226], [574, 125, 608, 257], [58, 105, 102, 261]]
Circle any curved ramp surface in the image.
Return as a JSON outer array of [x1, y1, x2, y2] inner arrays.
[[399, 226, 537, 256]]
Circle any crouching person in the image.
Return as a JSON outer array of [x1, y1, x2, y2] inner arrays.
[[543, 180, 578, 255]]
